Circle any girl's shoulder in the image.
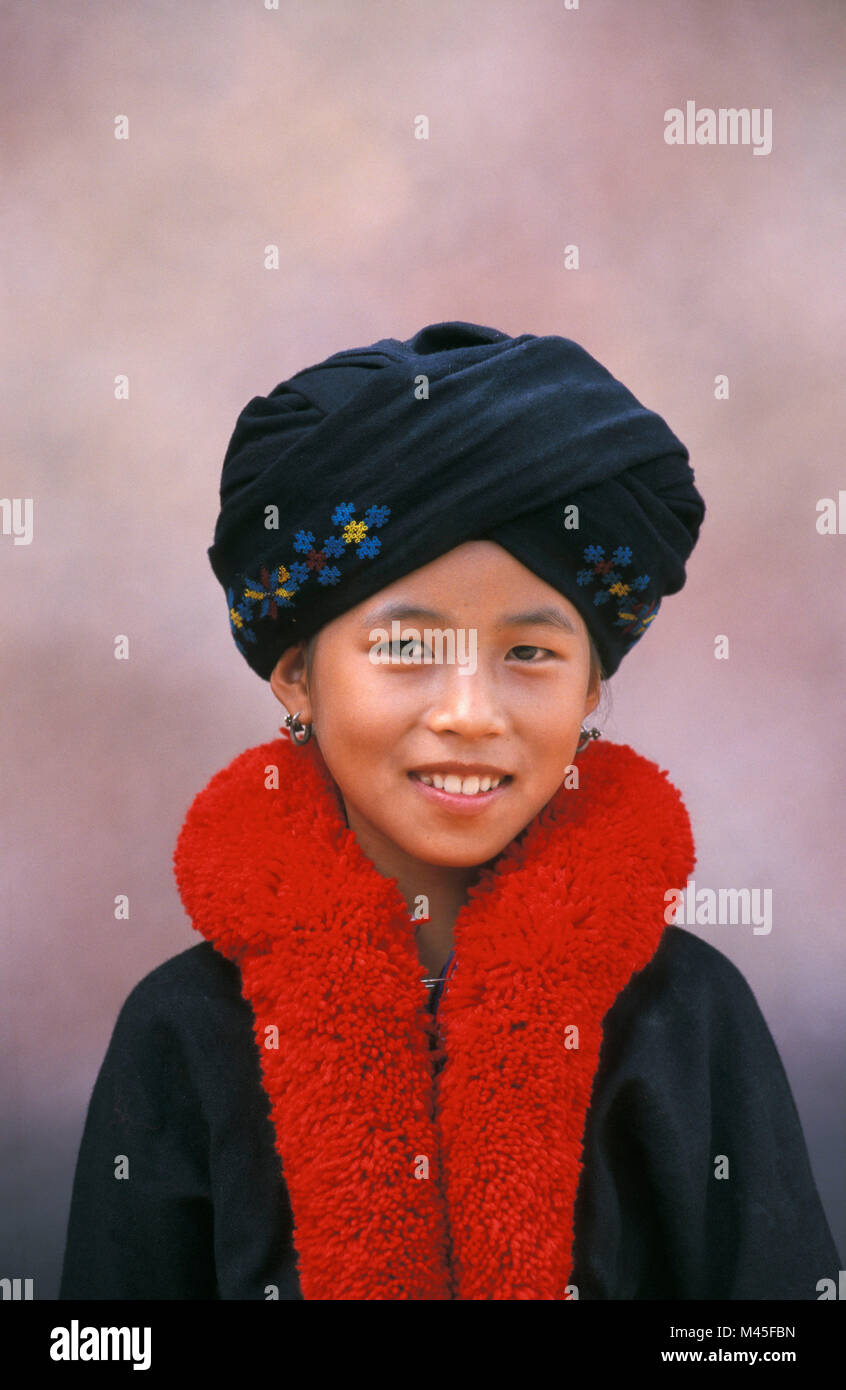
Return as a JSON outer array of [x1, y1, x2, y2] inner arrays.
[[623, 924, 767, 1017], [106, 942, 253, 1067], [600, 925, 789, 1090], [125, 940, 242, 1006], [635, 924, 759, 1001]]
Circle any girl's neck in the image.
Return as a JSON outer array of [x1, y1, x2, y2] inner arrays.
[[342, 800, 482, 976], [408, 870, 478, 977]]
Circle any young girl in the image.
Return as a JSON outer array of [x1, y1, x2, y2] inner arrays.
[[60, 320, 840, 1300]]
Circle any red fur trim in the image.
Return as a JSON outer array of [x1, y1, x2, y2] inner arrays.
[[173, 736, 695, 1299]]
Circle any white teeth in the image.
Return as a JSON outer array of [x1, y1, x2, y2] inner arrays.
[[444, 774, 476, 795], [415, 772, 504, 795]]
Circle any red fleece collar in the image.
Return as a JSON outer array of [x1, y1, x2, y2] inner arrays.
[[173, 735, 695, 1300]]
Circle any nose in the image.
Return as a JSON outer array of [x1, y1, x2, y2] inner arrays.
[[424, 665, 508, 739]]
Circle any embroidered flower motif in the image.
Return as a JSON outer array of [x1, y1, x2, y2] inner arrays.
[[574, 543, 655, 642], [227, 503, 392, 656], [242, 564, 299, 614], [341, 519, 365, 545], [227, 587, 257, 644], [615, 596, 659, 636]]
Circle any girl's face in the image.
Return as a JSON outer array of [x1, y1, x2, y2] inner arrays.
[[270, 541, 601, 871]]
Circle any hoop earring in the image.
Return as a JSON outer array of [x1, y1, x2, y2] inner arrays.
[[575, 725, 601, 755], [281, 710, 312, 746]]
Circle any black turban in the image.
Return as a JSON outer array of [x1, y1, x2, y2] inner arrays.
[[209, 321, 705, 679]]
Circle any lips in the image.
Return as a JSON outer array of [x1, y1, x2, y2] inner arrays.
[[409, 764, 511, 779], [412, 770, 510, 791], [408, 770, 511, 811]]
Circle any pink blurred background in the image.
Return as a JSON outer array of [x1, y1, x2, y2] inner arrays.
[[2, 0, 844, 1294]]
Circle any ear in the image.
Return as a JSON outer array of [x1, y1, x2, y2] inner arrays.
[[269, 644, 312, 721], [584, 668, 602, 720]]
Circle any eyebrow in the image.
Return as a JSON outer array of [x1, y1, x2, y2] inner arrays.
[[361, 602, 577, 635]]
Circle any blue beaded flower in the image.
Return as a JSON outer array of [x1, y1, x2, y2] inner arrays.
[[574, 543, 657, 640]]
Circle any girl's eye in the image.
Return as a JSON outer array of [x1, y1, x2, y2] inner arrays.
[[382, 640, 554, 662], [509, 645, 550, 662], [389, 639, 429, 658]]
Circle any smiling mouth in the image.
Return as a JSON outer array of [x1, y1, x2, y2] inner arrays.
[[408, 770, 513, 799]]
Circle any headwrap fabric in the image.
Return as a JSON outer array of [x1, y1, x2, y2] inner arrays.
[[209, 321, 705, 679]]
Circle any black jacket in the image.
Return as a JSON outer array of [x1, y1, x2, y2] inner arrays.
[[59, 926, 841, 1300]]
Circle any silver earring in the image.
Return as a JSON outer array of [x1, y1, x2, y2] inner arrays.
[[281, 710, 312, 746], [576, 725, 601, 755]]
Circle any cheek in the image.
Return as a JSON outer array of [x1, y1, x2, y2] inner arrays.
[[315, 704, 399, 779], [346, 672, 421, 728]]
